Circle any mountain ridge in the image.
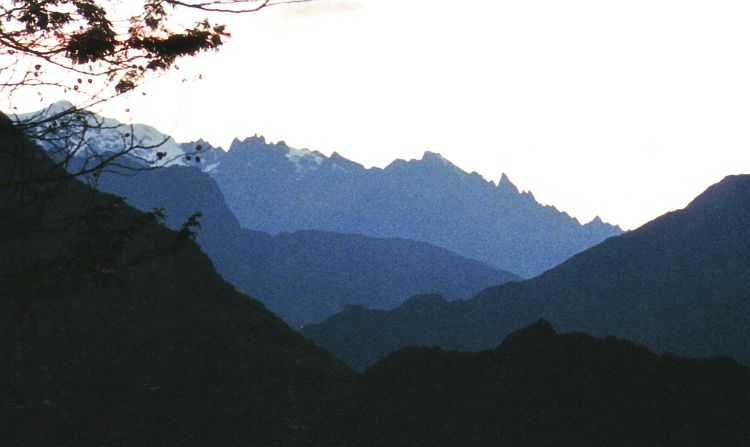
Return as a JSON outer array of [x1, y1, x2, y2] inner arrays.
[[304, 174, 750, 369], [14, 102, 520, 327], [345, 319, 750, 446], [94, 163, 519, 327], [6, 104, 750, 446], [20, 101, 622, 277], [212, 134, 621, 277], [0, 112, 354, 445]]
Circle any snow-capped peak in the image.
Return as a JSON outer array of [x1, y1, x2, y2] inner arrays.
[[18, 101, 188, 167], [285, 146, 324, 175], [285, 146, 323, 165]]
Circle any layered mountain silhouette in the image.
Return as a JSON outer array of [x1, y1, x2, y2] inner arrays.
[[344, 320, 750, 447], [23, 102, 621, 277], [5, 107, 750, 446], [0, 113, 354, 445], [205, 135, 621, 277], [94, 164, 518, 327], [304, 175, 750, 370]]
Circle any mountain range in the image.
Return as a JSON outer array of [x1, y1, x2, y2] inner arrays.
[[94, 163, 518, 327], [304, 175, 750, 370], [23, 102, 623, 278], [19, 102, 519, 326], [207, 136, 622, 277], [4, 107, 750, 445], [344, 320, 750, 447], [0, 113, 353, 445]]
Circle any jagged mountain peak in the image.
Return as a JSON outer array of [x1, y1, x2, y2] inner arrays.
[[421, 150, 449, 163], [211, 136, 621, 276], [584, 215, 620, 230], [384, 150, 465, 175], [303, 172, 750, 370], [498, 172, 512, 184], [1, 117, 354, 444], [227, 134, 324, 172], [184, 137, 222, 151], [285, 146, 324, 168], [228, 134, 269, 151], [329, 151, 346, 161], [39, 100, 76, 116], [326, 151, 367, 172], [418, 150, 462, 171], [26, 102, 621, 277], [20, 103, 188, 167], [586, 216, 604, 225], [498, 172, 520, 194]]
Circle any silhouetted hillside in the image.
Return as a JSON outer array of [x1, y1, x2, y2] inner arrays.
[[0, 114, 354, 445], [96, 164, 518, 327], [345, 320, 750, 447], [5, 110, 749, 447], [304, 175, 750, 369], [210, 136, 621, 277]]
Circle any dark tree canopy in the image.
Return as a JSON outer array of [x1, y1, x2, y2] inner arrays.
[[0, 1, 309, 297], [0, 0, 306, 105], [0, 0, 310, 180]]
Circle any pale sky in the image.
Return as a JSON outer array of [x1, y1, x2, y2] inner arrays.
[[13, 0, 750, 230]]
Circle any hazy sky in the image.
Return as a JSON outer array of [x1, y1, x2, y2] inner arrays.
[[16, 0, 750, 229]]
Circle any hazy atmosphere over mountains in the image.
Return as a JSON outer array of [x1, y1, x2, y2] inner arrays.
[[304, 175, 750, 370], [95, 163, 518, 327], [5, 1, 750, 445], [5, 102, 750, 445], [197, 134, 621, 277], [27, 102, 620, 280], [0, 116, 353, 445], [39, 0, 750, 232]]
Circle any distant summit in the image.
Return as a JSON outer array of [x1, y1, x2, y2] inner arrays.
[[23, 103, 621, 276], [221, 135, 326, 176], [93, 161, 519, 327], [417, 150, 455, 167], [497, 172, 520, 193], [17, 101, 190, 167], [0, 111, 353, 445], [210, 136, 621, 277]]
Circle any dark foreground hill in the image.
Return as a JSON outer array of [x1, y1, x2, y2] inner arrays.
[[95, 165, 518, 327], [6, 109, 749, 446], [304, 175, 750, 370], [344, 320, 750, 447], [0, 114, 354, 445]]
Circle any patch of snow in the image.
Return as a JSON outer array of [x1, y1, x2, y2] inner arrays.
[[202, 162, 220, 173], [285, 146, 324, 174], [123, 123, 186, 166], [17, 102, 188, 167], [286, 146, 323, 164], [330, 162, 350, 173]]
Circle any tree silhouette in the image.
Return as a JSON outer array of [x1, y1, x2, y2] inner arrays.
[[0, 0, 307, 297], [1, 0, 309, 173], [1, 0, 308, 99]]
